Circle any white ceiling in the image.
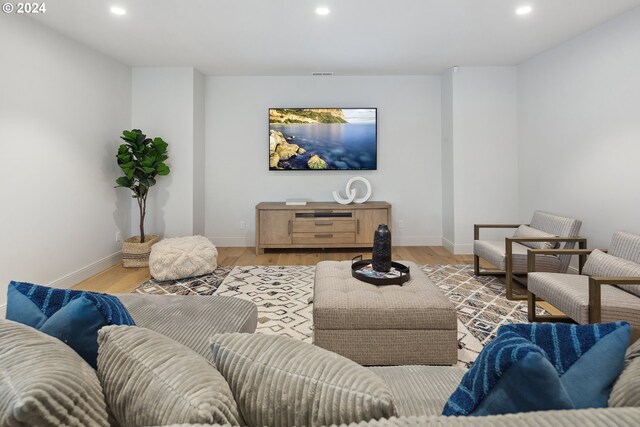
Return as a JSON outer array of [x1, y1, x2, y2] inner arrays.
[[32, 0, 640, 75]]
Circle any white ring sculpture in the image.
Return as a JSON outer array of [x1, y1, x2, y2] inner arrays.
[[332, 177, 372, 205]]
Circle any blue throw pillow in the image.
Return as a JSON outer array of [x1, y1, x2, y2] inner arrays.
[[6, 281, 135, 368], [442, 322, 630, 416]]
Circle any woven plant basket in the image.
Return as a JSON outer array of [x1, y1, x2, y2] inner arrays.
[[122, 234, 159, 268]]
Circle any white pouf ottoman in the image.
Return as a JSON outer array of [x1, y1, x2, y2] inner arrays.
[[149, 235, 218, 281]]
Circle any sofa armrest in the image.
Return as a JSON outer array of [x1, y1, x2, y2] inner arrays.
[[588, 277, 640, 323]]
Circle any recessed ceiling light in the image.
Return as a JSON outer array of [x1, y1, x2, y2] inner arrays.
[[315, 7, 330, 16], [110, 6, 126, 15], [515, 5, 532, 15]]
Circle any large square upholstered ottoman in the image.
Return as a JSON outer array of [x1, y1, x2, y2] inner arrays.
[[313, 260, 457, 366]]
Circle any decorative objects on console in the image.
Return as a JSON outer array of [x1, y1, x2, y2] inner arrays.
[[6, 281, 135, 368], [115, 129, 171, 267], [333, 176, 372, 204]]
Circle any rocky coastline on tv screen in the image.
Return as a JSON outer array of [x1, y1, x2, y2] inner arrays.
[[269, 108, 377, 170]]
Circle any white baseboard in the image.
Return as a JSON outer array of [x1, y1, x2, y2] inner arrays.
[[394, 235, 442, 246], [47, 251, 122, 290], [442, 238, 455, 254], [209, 236, 255, 247], [453, 243, 474, 255]]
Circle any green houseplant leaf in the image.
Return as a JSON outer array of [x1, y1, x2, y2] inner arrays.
[[114, 129, 170, 243]]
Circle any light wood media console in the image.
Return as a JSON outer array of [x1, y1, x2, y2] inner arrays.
[[255, 201, 392, 255]]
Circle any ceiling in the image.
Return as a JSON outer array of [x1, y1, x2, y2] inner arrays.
[[31, 0, 640, 75]]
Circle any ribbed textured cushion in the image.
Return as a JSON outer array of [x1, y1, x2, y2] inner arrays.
[[528, 273, 640, 328], [157, 407, 640, 426], [512, 225, 558, 250], [209, 333, 397, 427], [0, 318, 109, 426], [529, 211, 582, 272], [583, 249, 640, 297], [97, 325, 243, 426], [473, 240, 561, 272], [608, 231, 640, 264], [117, 294, 257, 359], [610, 338, 640, 407], [368, 366, 465, 417]]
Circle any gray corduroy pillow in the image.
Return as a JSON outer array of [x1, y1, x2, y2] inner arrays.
[[97, 325, 244, 426], [209, 333, 397, 427], [609, 338, 640, 407], [0, 318, 109, 426]]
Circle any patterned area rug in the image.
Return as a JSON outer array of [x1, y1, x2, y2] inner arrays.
[[135, 264, 544, 367]]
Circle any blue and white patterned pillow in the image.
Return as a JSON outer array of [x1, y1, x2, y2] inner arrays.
[[443, 322, 631, 416], [6, 281, 135, 367]]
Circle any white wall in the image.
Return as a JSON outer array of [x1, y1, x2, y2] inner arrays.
[[441, 69, 455, 251], [131, 68, 203, 238], [193, 70, 206, 236], [0, 17, 131, 313], [205, 76, 442, 246], [444, 67, 519, 254], [518, 7, 640, 249]]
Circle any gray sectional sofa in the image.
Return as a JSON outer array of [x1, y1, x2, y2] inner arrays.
[[2, 292, 640, 426]]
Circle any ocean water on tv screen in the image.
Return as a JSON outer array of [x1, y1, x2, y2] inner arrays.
[[269, 108, 377, 170]]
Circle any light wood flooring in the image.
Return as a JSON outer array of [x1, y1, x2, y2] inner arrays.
[[73, 246, 473, 293]]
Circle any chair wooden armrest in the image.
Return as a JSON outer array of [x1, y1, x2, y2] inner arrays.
[[473, 223, 525, 240], [588, 276, 640, 323], [509, 236, 587, 272], [527, 247, 592, 273]]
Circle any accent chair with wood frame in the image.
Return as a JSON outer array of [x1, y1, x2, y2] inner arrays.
[[527, 231, 640, 337], [473, 211, 584, 300]]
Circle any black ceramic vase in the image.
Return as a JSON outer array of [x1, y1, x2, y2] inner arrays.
[[372, 224, 392, 272]]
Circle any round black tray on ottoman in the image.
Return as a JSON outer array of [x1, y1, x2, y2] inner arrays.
[[351, 256, 411, 285]]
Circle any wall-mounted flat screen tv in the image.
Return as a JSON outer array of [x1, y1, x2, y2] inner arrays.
[[269, 108, 377, 170]]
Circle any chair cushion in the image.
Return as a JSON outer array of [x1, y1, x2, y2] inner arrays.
[[583, 249, 640, 297], [117, 294, 257, 359], [529, 211, 582, 245], [442, 323, 630, 416], [609, 338, 640, 407], [513, 225, 559, 250], [528, 273, 640, 328], [368, 366, 465, 417], [0, 319, 109, 426], [473, 240, 561, 272], [97, 325, 244, 426], [209, 333, 397, 427], [149, 235, 218, 281], [6, 281, 134, 368], [608, 231, 640, 264]]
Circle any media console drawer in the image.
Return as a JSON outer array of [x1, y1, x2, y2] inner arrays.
[[292, 232, 356, 245], [255, 201, 391, 254], [293, 220, 356, 233]]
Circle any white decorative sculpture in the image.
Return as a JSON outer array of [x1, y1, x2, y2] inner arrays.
[[332, 177, 372, 205]]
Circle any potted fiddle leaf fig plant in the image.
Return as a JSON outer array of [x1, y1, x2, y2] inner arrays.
[[115, 129, 170, 267]]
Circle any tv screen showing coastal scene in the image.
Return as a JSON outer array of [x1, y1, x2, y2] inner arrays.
[[269, 108, 377, 170]]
